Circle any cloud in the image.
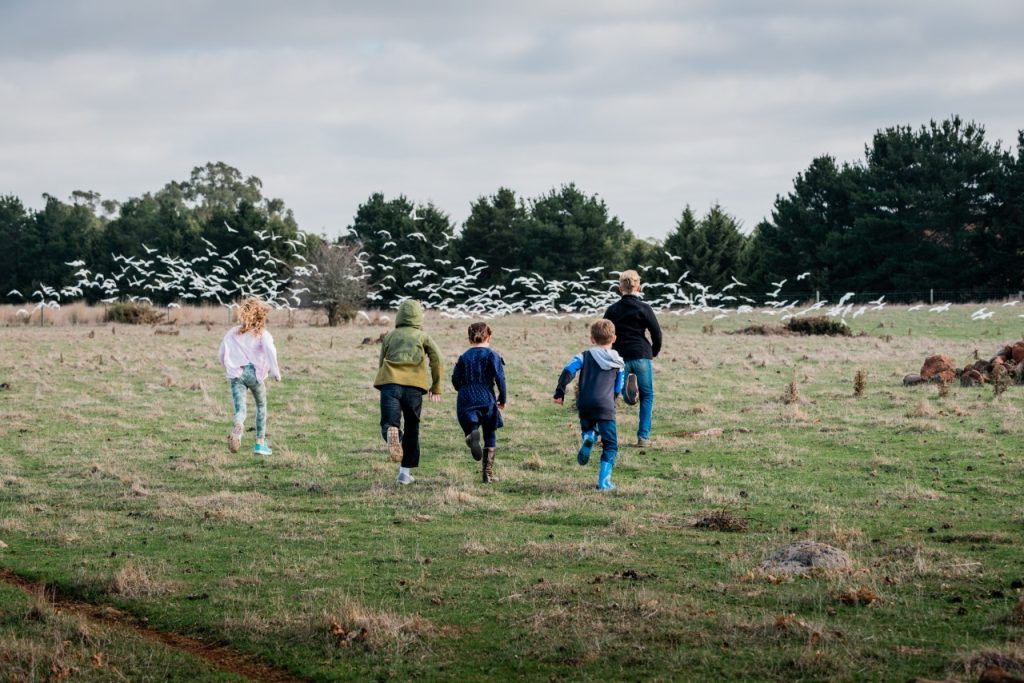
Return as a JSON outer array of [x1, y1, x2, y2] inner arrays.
[[0, 1, 1022, 238]]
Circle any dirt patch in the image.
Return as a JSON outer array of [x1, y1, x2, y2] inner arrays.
[[692, 510, 749, 532], [0, 568, 303, 682], [729, 324, 792, 336]]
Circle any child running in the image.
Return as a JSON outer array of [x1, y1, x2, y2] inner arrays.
[[218, 298, 281, 455], [451, 322, 507, 483], [552, 319, 625, 490], [373, 300, 443, 485]]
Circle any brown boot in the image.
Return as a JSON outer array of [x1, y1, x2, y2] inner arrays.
[[482, 447, 497, 483]]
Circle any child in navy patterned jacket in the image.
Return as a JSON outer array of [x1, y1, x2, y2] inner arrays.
[[552, 319, 625, 490], [452, 322, 507, 483]]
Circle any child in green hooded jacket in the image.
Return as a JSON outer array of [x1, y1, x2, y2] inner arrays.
[[373, 300, 443, 484]]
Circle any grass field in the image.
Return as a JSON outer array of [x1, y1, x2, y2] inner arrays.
[[2, 306, 1024, 682]]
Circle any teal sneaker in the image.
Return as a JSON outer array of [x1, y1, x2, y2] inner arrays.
[[253, 442, 273, 456], [577, 431, 597, 466]]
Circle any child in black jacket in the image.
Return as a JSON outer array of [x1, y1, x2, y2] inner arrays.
[[553, 319, 625, 490]]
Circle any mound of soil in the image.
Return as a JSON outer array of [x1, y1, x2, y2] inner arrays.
[[912, 342, 1024, 388], [731, 324, 792, 336], [920, 355, 956, 383], [760, 541, 852, 574]]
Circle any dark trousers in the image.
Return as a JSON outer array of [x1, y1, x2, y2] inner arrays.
[[457, 406, 499, 448], [379, 384, 423, 468]]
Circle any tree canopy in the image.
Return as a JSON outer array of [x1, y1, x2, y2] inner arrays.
[[3, 117, 1024, 311]]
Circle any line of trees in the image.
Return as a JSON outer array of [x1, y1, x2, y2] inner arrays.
[[1, 116, 1022, 305]]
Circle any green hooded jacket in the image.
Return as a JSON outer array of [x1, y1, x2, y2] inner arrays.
[[373, 300, 443, 394]]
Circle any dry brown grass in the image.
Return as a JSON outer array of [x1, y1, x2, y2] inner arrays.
[[522, 453, 546, 470], [156, 490, 267, 523], [109, 561, 177, 597], [0, 302, 323, 328], [224, 593, 443, 655], [434, 486, 485, 507], [521, 538, 621, 561], [907, 398, 936, 418]]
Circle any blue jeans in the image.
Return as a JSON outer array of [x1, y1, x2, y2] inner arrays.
[[624, 358, 654, 440], [230, 363, 267, 440], [580, 418, 618, 465]]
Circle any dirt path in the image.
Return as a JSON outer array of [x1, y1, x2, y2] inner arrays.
[[0, 569, 306, 683]]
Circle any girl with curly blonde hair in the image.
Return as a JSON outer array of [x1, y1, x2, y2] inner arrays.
[[218, 298, 282, 455]]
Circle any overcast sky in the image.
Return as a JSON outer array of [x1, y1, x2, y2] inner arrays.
[[1, 1, 1022, 240]]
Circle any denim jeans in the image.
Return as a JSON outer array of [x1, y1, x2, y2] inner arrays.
[[624, 358, 654, 440], [379, 384, 423, 468], [230, 363, 267, 440], [580, 418, 618, 465]]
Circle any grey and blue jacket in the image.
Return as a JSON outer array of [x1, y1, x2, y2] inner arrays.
[[553, 347, 626, 421]]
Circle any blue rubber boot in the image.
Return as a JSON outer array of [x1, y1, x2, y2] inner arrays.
[[597, 460, 616, 490], [577, 431, 597, 466]]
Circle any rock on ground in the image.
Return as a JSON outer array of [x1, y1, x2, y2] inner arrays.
[[920, 355, 956, 383]]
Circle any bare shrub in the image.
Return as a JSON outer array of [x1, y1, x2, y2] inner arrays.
[[993, 364, 1011, 399], [782, 377, 800, 405], [302, 243, 368, 326], [853, 369, 866, 397]]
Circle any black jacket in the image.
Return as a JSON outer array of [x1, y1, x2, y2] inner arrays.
[[604, 295, 662, 360]]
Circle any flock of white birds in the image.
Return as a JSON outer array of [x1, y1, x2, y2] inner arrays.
[[3, 224, 1019, 324]]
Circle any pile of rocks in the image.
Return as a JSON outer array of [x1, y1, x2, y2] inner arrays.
[[905, 341, 1024, 387]]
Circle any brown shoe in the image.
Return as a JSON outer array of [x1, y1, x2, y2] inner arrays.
[[636, 438, 651, 448], [482, 447, 497, 483], [386, 426, 402, 462]]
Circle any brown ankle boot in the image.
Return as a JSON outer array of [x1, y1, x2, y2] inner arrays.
[[482, 447, 497, 483]]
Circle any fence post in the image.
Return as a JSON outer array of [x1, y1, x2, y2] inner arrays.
[[815, 290, 820, 303], [930, 289, 934, 305]]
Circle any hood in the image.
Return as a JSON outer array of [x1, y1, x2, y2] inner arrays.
[[396, 299, 424, 328], [589, 347, 624, 370]]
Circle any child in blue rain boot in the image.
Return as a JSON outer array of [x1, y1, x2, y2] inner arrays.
[[552, 319, 625, 490]]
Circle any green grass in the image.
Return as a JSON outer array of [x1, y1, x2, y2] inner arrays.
[[2, 307, 1024, 681], [0, 581, 244, 681]]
